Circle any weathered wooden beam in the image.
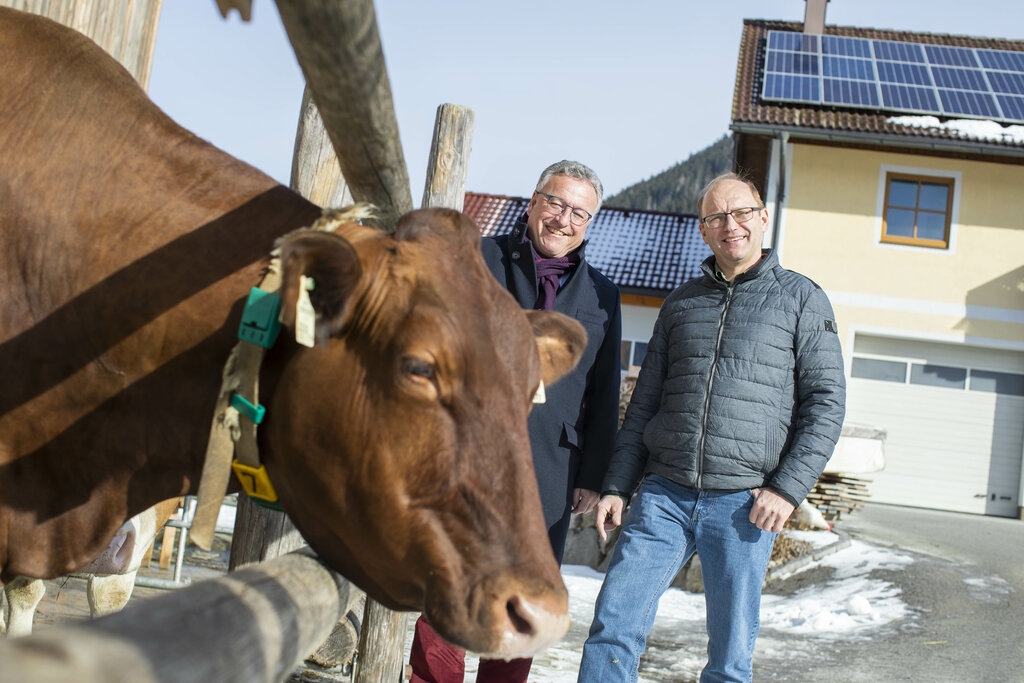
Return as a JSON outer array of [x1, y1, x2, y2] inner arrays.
[[226, 85, 360, 676], [353, 600, 410, 683], [351, 102, 477, 683], [0, 549, 356, 683], [228, 496, 306, 571], [421, 103, 475, 211], [273, 0, 412, 229], [290, 85, 354, 209]]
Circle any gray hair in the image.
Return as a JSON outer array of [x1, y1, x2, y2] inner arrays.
[[696, 171, 764, 218], [535, 160, 604, 214]]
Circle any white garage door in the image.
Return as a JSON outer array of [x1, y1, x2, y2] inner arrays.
[[846, 335, 1024, 518]]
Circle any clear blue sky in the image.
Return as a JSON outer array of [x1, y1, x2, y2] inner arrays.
[[147, 1, 1024, 203]]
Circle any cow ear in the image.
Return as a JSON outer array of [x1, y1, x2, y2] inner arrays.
[[525, 311, 587, 386], [279, 230, 362, 342]]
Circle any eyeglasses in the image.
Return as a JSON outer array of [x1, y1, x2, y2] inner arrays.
[[701, 207, 763, 230], [534, 192, 593, 226]]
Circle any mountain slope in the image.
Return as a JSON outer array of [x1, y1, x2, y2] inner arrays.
[[606, 135, 732, 213]]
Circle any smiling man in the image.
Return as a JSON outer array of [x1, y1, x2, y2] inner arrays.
[[409, 160, 622, 683], [577, 172, 846, 683]]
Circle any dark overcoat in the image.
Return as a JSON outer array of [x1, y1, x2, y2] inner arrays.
[[480, 219, 621, 561]]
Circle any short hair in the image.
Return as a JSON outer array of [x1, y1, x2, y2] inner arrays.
[[696, 172, 764, 218], [535, 160, 604, 214]]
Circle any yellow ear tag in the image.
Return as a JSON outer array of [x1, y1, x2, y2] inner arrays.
[[532, 379, 546, 404], [231, 460, 279, 503], [295, 275, 316, 348]]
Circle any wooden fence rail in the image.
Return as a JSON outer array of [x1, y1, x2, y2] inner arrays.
[[0, 549, 359, 683]]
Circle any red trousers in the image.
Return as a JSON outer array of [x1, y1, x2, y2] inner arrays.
[[409, 614, 533, 683]]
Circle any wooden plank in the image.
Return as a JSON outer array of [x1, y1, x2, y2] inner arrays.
[[0, 549, 354, 683], [273, 0, 413, 229]]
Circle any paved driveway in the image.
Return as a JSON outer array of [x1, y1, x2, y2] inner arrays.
[[756, 503, 1024, 682]]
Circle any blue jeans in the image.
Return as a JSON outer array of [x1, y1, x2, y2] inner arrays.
[[577, 474, 778, 683]]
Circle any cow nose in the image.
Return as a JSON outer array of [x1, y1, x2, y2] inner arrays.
[[490, 587, 569, 659]]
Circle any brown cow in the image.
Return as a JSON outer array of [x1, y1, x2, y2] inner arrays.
[[0, 8, 584, 657]]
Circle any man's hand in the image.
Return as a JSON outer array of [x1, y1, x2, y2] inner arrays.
[[594, 494, 625, 542], [749, 488, 795, 534], [571, 488, 599, 515]]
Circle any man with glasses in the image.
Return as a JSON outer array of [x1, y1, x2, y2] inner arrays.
[[409, 160, 622, 683], [577, 172, 845, 683]]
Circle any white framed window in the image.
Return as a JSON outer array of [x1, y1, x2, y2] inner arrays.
[[875, 165, 961, 253]]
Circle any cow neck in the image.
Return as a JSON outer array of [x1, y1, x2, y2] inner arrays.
[[190, 259, 283, 549]]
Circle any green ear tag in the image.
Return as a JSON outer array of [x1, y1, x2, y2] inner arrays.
[[238, 288, 282, 348]]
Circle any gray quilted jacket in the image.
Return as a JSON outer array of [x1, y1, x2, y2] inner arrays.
[[603, 250, 846, 507]]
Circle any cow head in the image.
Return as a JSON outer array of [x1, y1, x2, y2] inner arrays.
[[263, 207, 585, 657]]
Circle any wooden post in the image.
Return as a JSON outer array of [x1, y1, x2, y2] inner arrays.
[[273, 0, 413, 230], [352, 103, 476, 683], [421, 104, 476, 212], [1, 0, 163, 90], [290, 86, 354, 209], [0, 549, 356, 683], [228, 80, 360, 673], [228, 497, 305, 570], [353, 600, 410, 683]]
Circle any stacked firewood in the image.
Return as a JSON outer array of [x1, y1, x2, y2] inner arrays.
[[805, 473, 872, 521]]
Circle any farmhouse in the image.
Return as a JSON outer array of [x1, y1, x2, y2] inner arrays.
[[727, 5, 1024, 520]]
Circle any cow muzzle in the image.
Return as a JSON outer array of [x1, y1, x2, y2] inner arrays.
[[429, 574, 569, 659]]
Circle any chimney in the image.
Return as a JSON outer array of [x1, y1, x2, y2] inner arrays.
[[803, 0, 828, 35]]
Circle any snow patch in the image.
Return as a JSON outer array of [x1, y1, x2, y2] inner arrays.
[[887, 115, 1024, 143], [963, 575, 1014, 605]]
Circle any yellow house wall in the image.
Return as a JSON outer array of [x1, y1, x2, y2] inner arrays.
[[779, 143, 1024, 351]]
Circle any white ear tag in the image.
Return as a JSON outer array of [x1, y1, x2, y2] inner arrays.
[[295, 275, 316, 348], [532, 379, 546, 404]]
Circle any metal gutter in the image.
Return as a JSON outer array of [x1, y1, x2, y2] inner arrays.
[[771, 131, 788, 251]]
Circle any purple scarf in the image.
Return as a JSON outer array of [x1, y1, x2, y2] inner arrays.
[[533, 250, 580, 311]]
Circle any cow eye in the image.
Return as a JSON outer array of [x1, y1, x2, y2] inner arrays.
[[402, 356, 435, 381]]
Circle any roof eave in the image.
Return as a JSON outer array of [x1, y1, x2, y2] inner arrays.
[[729, 122, 1024, 160]]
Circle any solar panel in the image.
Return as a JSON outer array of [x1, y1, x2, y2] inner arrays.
[[987, 70, 1024, 93], [880, 83, 940, 112], [997, 94, 1024, 119], [877, 61, 932, 86], [760, 30, 1024, 124], [824, 78, 880, 107], [873, 40, 926, 64], [763, 73, 819, 101], [823, 55, 875, 80], [925, 44, 979, 68], [978, 49, 1024, 72], [938, 89, 1000, 118], [930, 66, 987, 91], [822, 35, 872, 58]]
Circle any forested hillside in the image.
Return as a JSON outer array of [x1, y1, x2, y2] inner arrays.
[[606, 135, 731, 213]]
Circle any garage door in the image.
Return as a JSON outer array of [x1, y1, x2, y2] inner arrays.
[[846, 335, 1024, 518]]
